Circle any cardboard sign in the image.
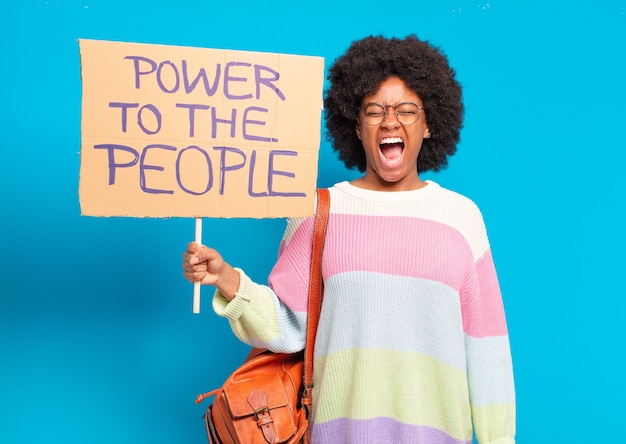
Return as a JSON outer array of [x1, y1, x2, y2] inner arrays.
[[79, 39, 324, 218]]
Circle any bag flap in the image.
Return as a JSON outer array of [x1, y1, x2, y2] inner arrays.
[[223, 373, 290, 418]]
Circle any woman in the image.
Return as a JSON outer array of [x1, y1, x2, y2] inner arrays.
[[183, 35, 516, 444]]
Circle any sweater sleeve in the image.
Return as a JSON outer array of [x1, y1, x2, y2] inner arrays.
[[211, 215, 315, 353], [462, 247, 516, 444]]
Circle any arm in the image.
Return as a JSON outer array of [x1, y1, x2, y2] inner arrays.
[[462, 249, 516, 444], [182, 216, 314, 353]]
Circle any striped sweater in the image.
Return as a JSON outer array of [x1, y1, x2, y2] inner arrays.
[[213, 181, 516, 444]]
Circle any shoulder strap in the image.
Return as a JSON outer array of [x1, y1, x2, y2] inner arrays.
[[302, 188, 330, 427], [243, 189, 330, 368]]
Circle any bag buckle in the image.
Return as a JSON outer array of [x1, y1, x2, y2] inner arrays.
[[247, 390, 278, 443], [253, 406, 270, 421]]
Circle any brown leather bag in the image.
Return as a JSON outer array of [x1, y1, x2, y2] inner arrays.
[[196, 188, 330, 444]]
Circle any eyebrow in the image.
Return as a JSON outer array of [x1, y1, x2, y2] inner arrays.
[[361, 101, 422, 107]]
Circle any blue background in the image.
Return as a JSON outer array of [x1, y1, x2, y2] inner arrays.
[[1, 1, 624, 443]]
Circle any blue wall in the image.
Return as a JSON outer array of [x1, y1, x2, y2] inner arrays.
[[1, 1, 625, 443]]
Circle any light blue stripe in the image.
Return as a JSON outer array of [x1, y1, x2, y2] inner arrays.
[[261, 295, 307, 353], [465, 334, 515, 406], [315, 271, 466, 369]]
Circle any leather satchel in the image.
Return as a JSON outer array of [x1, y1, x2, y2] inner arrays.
[[196, 188, 330, 444]]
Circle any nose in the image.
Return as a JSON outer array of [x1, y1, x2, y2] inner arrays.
[[381, 106, 401, 128]]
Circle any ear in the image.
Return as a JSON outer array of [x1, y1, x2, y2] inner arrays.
[[356, 120, 362, 140], [423, 127, 431, 139]]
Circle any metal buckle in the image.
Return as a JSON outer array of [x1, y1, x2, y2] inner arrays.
[[253, 406, 270, 420]]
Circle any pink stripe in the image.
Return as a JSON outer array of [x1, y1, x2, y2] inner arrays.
[[269, 218, 315, 312], [324, 213, 473, 291], [462, 249, 509, 337]]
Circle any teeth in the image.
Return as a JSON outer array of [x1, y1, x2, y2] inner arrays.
[[380, 137, 403, 144]]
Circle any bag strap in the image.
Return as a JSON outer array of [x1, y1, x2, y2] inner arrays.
[[235, 189, 331, 368], [301, 188, 330, 431]]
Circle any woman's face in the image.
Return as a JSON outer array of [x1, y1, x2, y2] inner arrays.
[[355, 76, 430, 191]]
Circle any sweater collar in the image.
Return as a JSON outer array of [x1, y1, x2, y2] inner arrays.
[[333, 180, 440, 203]]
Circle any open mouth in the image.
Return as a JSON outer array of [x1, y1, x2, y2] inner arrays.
[[380, 137, 404, 162]]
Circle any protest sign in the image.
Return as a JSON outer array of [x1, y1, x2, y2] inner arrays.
[[79, 39, 325, 312], [79, 39, 325, 218]]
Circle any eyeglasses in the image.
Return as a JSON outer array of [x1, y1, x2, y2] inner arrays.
[[360, 102, 424, 126]]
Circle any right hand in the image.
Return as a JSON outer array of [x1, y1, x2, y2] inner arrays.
[[182, 242, 240, 300]]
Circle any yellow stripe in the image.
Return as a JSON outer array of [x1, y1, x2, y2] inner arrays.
[[471, 403, 516, 443], [313, 348, 473, 441]]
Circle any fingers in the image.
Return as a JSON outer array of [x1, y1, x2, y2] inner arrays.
[[184, 241, 204, 257], [181, 242, 222, 285], [181, 242, 203, 266], [180, 243, 239, 299], [184, 242, 218, 265]]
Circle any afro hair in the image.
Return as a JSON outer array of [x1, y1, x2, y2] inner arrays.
[[323, 34, 464, 173]]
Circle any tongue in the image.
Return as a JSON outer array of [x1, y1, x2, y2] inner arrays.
[[381, 143, 403, 160]]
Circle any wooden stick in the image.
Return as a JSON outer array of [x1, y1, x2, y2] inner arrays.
[[193, 217, 202, 314]]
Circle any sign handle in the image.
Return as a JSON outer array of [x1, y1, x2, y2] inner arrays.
[[193, 217, 202, 314]]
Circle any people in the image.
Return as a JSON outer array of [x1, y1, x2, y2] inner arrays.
[[182, 34, 516, 444]]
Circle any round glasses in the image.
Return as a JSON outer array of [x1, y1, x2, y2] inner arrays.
[[360, 102, 424, 126]]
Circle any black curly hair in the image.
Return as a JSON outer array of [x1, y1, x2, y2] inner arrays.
[[324, 34, 464, 173]]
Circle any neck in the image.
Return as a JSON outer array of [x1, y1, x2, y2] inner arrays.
[[350, 175, 426, 192]]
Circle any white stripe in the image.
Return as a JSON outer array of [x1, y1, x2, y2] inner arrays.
[[331, 181, 490, 261]]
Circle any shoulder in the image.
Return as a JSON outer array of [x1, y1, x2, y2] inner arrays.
[[434, 184, 484, 218], [431, 183, 491, 259], [280, 188, 330, 244]]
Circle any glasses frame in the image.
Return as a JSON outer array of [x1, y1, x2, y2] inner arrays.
[[359, 101, 425, 126]]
